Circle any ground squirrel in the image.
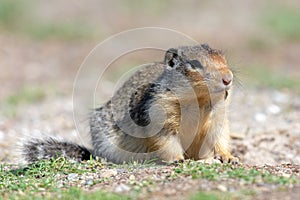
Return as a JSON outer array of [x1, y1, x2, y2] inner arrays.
[[23, 44, 239, 164]]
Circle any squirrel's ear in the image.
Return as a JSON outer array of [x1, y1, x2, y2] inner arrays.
[[164, 48, 179, 67]]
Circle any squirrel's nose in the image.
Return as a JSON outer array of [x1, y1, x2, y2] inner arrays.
[[222, 72, 233, 86]]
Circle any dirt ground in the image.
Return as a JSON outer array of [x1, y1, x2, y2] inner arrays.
[[0, 0, 300, 199]]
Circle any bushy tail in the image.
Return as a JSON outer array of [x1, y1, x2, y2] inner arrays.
[[22, 138, 93, 162]]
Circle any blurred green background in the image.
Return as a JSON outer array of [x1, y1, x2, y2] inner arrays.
[[0, 0, 299, 115]]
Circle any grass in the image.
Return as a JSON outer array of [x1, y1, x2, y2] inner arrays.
[[3, 188, 128, 200], [0, 0, 25, 30], [0, 158, 298, 199], [264, 5, 300, 41], [173, 161, 298, 185], [190, 190, 257, 200], [0, 158, 120, 199], [45, 188, 129, 200], [190, 192, 220, 200], [0, 86, 46, 117]]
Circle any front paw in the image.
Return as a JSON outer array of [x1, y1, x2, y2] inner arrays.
[[163, 154, 185, 165], [215, 155, 239, 165], [173, 158, 184, 164]]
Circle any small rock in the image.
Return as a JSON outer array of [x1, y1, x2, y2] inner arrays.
[[272, 91, 289, 104], [198, 158, 221, 164], [217, 184, 227, 192], [281, 172, 291, 178], [129, 174, 135, 181], [0, 130, 4, 141], [117, 169, 127, 174], [101, 169, 118, 178], [267, 104, 281, 115], [114, 184, 130, 193], [254, 113, 267, 122], [54, 173, 61, 178], [67, 173, 78, 181], [286, 153, 294, 159], [85, 179, 93, 185]]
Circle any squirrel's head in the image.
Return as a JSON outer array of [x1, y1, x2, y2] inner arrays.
[[164, 44, 233, 100]]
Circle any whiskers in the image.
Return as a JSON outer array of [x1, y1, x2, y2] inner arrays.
[[230, 67, 245, 94]]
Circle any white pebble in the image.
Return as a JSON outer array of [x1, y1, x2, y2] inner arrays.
[[0, 130, 4, 141], [114, 184, 130, 193], [254, 113, 267, 122], [267, 104, 281, 115], [217, 184, 227, 192], [67, 173, 78, 181], [85, 179, 93, 185], [129, 174, 135, 180], [272, 91, 289, 104]]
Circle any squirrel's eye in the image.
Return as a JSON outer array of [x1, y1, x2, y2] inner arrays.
[[189, 60, 203, 69]]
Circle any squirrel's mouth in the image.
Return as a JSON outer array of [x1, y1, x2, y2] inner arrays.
[[209, 87, 230, 94], [207, 89, 229, 101], [224, 91, 229, 100], [208, 85, 231, 100]]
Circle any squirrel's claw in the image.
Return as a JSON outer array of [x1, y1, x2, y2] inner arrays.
[[215, 154, 239, 165]]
